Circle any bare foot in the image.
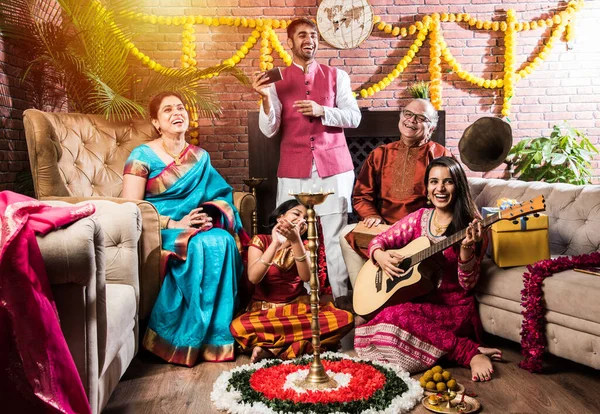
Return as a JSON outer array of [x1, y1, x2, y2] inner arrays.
[[250, 346, 275, 363], [478, 346, 503, 361], [470, 353, 494, 382]]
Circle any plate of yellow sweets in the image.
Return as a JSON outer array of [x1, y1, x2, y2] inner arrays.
[[418, 365, 465, 395]]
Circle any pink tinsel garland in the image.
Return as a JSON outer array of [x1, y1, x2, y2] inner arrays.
[[519, 251, 600, 372]]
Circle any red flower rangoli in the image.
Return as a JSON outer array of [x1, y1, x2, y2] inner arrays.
[[249, 359, 386, 403]]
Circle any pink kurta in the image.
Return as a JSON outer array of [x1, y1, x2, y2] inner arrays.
[[354, 208, 485, 373]]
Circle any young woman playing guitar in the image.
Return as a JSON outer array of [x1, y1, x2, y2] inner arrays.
[[354, 156, 502, 382]]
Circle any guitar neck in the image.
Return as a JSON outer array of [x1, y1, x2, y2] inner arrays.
[[410, 213, 501, 266]]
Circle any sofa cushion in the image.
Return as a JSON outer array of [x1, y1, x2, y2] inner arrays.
[[102, 283, 137, 377], [476, 258, 600, 325]]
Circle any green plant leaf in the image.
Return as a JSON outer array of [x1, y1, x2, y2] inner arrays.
[[406, 81, 430, 99], [0, 0, 247, 121], [550, 153, 567, 165], [506, 121, 596, 185]]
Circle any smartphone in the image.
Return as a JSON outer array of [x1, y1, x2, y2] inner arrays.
[[262, 67, 283, 85]]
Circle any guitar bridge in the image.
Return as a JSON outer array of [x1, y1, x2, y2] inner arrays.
[[375, 267, 382, 292]]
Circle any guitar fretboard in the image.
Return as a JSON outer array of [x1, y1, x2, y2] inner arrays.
[[408, 213, 501, 266]]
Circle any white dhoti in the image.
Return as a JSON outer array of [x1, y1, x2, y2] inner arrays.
[[276, 162, 354, 299], [339, 223, 367, 288]]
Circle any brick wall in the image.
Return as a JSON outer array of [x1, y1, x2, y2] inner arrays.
[[1, 0, 599, 192], [0, 38, 31, 192]]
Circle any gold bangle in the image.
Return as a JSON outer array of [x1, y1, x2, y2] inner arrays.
[[160, 215, 171, 229], [258, 257, 273, 267], [461, 243, 475, 249], [294, 251, 308, 262]]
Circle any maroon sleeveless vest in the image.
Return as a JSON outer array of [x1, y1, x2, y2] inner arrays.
[[275, 62, 354, 178]]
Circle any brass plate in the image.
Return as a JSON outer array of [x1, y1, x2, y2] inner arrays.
[[421, 395, 481, 413]]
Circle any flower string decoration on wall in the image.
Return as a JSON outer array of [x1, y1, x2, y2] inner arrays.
[[103, 0, 584, 119]]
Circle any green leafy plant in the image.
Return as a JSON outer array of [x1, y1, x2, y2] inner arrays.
[[406, 81, 430, 99], [0, 0, 248, 120], [506, 122, 598, 185]]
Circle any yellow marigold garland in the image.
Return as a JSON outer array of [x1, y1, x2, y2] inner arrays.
[[101, 0, 585, 118], [565, 15, 575, 43], [181, 23, 196, 68], [259, 27, 274, 71], [428, 14, 443, 110], [358, 18, 430, 99], [502, 9, 517, 118], [516, 15, 570, 82]]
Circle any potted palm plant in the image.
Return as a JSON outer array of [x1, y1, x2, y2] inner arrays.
[[0, 0, 247, 120], [506, 122, 598, 185]]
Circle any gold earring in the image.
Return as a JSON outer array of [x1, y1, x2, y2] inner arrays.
[[426, 196, 432, 205]]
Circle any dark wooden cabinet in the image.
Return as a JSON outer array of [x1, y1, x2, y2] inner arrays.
[[248, 109, 446, 229]]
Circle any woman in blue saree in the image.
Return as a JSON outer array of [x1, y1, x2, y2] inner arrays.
[[122, 92, 247, 366]]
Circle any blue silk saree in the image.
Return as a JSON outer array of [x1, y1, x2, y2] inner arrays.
[[124, 144, 246, 366]]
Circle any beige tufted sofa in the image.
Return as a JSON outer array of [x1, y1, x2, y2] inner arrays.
[[23, 108, 256, 319], [23, 109, 256, 412], [468, 178, 600, 369], [36, 200, 141, 413]]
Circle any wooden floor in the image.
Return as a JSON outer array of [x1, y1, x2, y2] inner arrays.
[[105, 333, 600, 414]]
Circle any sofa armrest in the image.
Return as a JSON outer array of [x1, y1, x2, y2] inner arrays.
[[41, 195, 160, 320], [233, 191, 256, 235], [36, 214, 105, 412], [37, 216, 104, 286]]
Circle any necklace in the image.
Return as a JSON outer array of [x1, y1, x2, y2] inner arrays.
[[432, 211, 451, 235], [161, 138, 188, 166]]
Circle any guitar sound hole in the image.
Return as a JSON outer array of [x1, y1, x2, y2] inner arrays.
[[386, 267, 414, 293], [397, 258, 412, 272]]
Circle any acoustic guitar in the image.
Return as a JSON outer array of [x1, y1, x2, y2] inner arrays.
[[353, 195, 546, 316]]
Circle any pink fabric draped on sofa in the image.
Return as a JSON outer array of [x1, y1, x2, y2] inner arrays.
[[0, 191, 93, 414]]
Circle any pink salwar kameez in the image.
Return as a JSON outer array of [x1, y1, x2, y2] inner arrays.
[[354, 208, 486, 373]]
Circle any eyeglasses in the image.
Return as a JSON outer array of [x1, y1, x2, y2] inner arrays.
[[402, 109, 431, 124]]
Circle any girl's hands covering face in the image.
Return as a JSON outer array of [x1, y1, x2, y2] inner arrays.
[[275, 217, 306, 243]]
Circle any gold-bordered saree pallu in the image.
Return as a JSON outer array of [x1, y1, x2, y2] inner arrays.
[[124, 144, 249, 366]]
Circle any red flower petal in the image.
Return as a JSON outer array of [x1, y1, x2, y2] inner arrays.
[[249, 360, 387, 404]]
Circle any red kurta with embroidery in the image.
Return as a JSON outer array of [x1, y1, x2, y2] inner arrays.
[[354, 208, 485, 373], [353, 140, 451, 223], [347, 140, 450, 257]]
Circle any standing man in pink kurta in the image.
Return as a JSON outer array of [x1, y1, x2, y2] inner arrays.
[[252, 17, 361, 312]]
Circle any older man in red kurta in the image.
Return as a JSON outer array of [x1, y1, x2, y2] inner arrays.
[[341, 99, 451, 287]]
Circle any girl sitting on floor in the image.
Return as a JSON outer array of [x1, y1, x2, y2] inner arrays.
[[354, 156, 502, 382], [230, 200, 354, 362]]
